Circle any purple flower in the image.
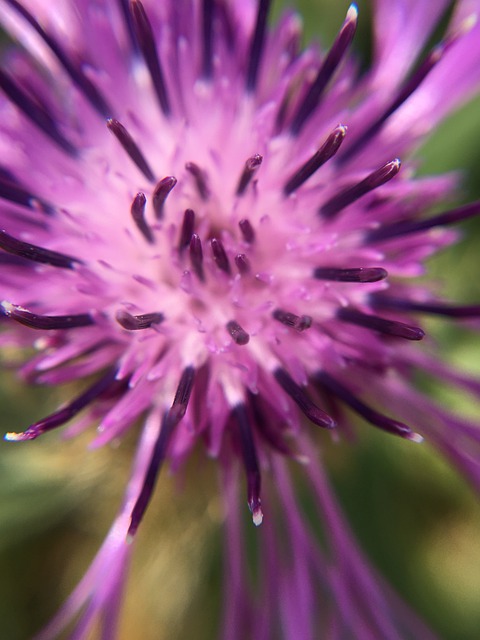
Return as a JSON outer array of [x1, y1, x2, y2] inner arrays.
[[1, 0, 480, 637]]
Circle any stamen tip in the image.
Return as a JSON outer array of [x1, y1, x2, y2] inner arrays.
[[4, 431, 21, 442], [295, 454, 310, 465], [325, 416, 337, 430], [459, 13, 477, 34], [4, 430, 35, 442], [347, 3, 359, 21], [1, 300, 13, 315], [309, 409, 336, 429], [412, 328, 425, 340], [407, 432, 424, 444], [127, 520, 138, 541], [252, 507, 264, 526]]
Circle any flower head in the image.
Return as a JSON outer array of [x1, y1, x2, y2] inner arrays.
[[1, 0, 480, 637]]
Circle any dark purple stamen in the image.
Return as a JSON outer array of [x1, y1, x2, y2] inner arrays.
[[236, 154, 263, 196], [128, 411, 169, 539], [290, 5, 358, 135], [313, 267, 388, 283], [217, 2, 237, 53], [0, 166, 17, 183], [337, 307, 425, 340], [152, 176, 177, 219], [246, 0, 272, 92], [6, 0, 113, 118], [339, 31, 460, 164], [272, 309, 312, 331], [130, 192, 154, 243], [320, 159, 401, 219], [273, 368, 335, 428], [0, 68, 77, 156], [370, 295, 480, 318], [189, 234, 205, 280], [235, 253, 250, 274], [0, 229, 82, 268], [128, 366, 195, 538], [275, 88, 292, 134], [179, 209, 195, 252], [169, 365, 196, 424], [117, 0, 140, 52], [0, 254, 32, 267], [0, 164, 20, 185], [0, 171, 53, 214], [232, 403, 263, 526], [116, 310, 164, 330], [130, 0, 171, 116], [185, 162, 210, 200], [211, 238, 231, 274], [284, 125, 347, 194], [202, 0, 215, 78], [4, 367, 118, 442], [249, 392, 296, 458], [366, 200, 480, 242], [107, 119, 155, 182], [315, 371, 421, 441], [238, 218, 255, 243], [1, 302, 94, 330], [226, 320, 250, 345]]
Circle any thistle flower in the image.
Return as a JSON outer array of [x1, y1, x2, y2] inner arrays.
[[1, 0, 480, 638]]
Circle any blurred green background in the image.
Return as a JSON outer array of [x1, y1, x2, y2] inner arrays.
[[1, 1, 480, 639]]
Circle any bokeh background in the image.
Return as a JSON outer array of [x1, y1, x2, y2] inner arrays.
[[1, 1, 480, 638]]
